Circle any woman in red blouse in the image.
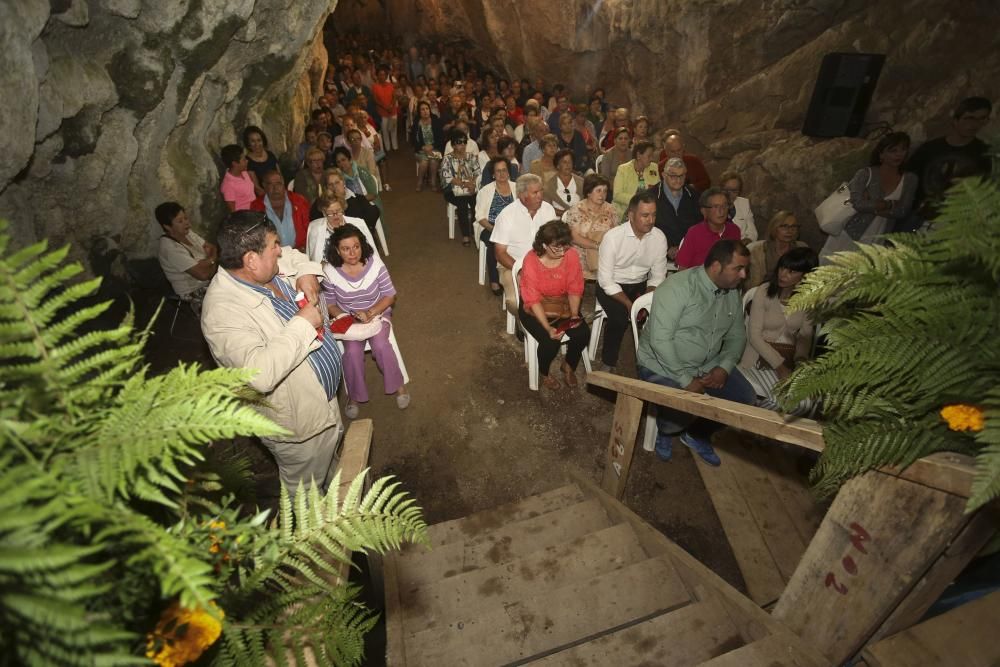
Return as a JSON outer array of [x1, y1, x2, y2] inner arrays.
[[518, 221, 590, 390]]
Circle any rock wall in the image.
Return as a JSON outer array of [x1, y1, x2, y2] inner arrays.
[[0, 0, 336, 270], [339, 0, 999, 246]]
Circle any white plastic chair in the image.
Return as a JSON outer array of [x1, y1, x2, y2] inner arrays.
[[594, 153, 605, 173], [286, 178, 295, 192], [374, 217, 390, 257], [741, 285, 772, 399], [630, 291, 658, 452], [335, 319, 410, 399], [473, 221, 486, 285], [447, 204, 456, 239], [511, 257, 593, 391], [587, 299, 606, 362]]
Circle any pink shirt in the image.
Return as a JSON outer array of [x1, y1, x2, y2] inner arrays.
[[220, 170, 256, 211], [675, 220, 742, 269], [519, 248, 585, 309]]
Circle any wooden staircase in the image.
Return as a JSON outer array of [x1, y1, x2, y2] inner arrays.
[[384, 480, 826, 666]]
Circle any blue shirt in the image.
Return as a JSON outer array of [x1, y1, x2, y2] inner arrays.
[[234, 275, 343, 401]]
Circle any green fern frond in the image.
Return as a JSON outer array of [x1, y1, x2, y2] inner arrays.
[[777, 178, 1000, 511]]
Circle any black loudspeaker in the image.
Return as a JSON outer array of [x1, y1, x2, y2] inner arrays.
[[802, 52, 885, 138]]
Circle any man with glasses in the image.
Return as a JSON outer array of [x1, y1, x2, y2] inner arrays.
[[906, 97, 993, 224], [658, 129, 711, 192], [596, 190, 668, 372], [201, 211, 343, 497], [653, 157, 701, 262], [675, 187, 742, 270]]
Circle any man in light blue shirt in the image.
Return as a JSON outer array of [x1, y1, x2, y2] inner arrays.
[[636, 239, 755, 465]]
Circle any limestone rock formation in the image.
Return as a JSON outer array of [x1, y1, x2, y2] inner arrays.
[[0, 0, 336, 271], [339, 0, 998, 246]]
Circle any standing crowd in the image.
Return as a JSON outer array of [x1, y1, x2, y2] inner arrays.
[[155, 32, 993, 484]]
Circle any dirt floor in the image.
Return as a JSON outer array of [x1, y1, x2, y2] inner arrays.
[[142, 153, 747, 643]]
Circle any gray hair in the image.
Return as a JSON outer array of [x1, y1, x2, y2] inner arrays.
[[664, 157, 686, 172], [515, 173, 542, 197], [699, 186, 728, 208], [217, 210, 277, 270]]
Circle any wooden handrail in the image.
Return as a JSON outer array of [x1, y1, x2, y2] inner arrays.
[[586, 371, 976, 499]]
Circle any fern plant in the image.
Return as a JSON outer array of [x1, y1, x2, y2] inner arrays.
[[778, 178, 1000, 512], [0, 222, 428, 666]]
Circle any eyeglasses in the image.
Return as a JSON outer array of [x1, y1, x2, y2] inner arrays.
[[777, 224, 801, 230], [545, 243, 568, 253], [665, 173, 686, 179], [704, 204, 729, 211], [454, 139, 467, 145], [564, 188, 572, 201], [325, 209, 344, 217]]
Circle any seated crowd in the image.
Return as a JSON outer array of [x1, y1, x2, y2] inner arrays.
[[156, 32, 992, 481]]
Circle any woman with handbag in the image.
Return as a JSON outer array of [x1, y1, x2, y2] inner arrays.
[[739, 247, 818, 409], [518, 221, 590, 391], [562, 173, 618, 281], [440, 129, 482, 246], [819, 132, 918, 263]]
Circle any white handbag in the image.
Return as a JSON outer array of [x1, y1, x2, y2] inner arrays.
[[815, 168, 871, 235]]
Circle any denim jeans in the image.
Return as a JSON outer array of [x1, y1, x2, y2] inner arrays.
[[637, 366, 755, 440]]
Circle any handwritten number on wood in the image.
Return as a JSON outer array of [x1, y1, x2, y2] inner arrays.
[[824, 522, 872, 595]]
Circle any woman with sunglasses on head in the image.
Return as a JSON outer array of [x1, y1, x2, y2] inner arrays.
[[745, 210, 810, 291], [518, 221, 590, 391], [542, 149, 584, 219]]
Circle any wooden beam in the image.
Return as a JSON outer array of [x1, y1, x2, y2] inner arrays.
[[600, 393, 643, 499], [771, 472, 974, 664], [585, 371, 976, 498]]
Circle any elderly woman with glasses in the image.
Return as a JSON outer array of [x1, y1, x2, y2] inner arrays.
[[440, 129, 482, 246], [517, 221, 590, 391], [305, 195, 380, 263], [542, 149, 584, 218], [719, 171, 757, 244], [744, 210, 810, 291]]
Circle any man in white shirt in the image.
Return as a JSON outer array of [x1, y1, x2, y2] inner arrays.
[[596, 189, 668, 371], [491, 173, 557, 315]]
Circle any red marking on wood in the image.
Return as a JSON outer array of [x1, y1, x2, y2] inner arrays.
[[849, 522, 870, 554], [825, 572, 848, 595], [842, 554, 857, 575]]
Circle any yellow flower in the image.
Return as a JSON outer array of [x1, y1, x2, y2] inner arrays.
[[146, 600, 224, 667], [209, 520, 226, 531], [940, 404, 985, 432]]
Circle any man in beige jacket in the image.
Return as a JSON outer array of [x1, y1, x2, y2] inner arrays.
[[201, 211, 344, 495]]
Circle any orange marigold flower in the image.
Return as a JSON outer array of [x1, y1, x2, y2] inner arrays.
[[146, 600, 224, 667], [940, 404, 985, 433]]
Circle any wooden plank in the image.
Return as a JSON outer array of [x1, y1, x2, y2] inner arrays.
[[394, 498, 611, 588], [588, 372, 826, 451], [772, 472, 974, 664], [711, 436, 807, 585], [568, 470, 828, 664], [696, 630, 825, 666], [334, 418, 373, 496], [404, 553, 692, 666], [586, 372, 977, 498], [862, 590, 1000, 667], [694, 445, 787, 606], [757, 443, 825, 544], [383, 552, 407, 667], [869, 504, 998, 641], [600, 393, 644, 499], [529, 598, 745, 666], [400, 522, 651, 634], [420, 484, 586, 550]]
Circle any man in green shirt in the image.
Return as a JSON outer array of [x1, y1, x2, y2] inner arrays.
[[636, 239, 754, 465]]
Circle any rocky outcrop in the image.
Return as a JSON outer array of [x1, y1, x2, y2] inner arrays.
[[0, 0, 336, 269], [341, 0, 998, 246]]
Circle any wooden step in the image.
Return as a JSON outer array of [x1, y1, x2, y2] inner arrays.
[[416, 484, 587, 550], [695, 630, 825, 666], [528, 597, 744, 666], [861, 590, 1000, 667], [395, 497, 612, 588], [400, 522, 651, 634], [404, 552, 692, 666]]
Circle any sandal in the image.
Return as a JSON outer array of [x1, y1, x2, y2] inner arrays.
[[561, 362, 579, 388], [462, 237, 471, 247], [542, 375, 561, 391]]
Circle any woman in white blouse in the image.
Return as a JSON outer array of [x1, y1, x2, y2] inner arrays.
[[739, 247, 818, 410], [542, 149, 584, 218], [720, 171, 757, 243]]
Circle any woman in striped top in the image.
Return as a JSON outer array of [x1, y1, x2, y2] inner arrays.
[[322, 224, 410, 418]]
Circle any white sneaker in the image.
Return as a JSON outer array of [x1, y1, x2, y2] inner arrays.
[[345, 402, 360, 419], [396, 393, 411, 410]]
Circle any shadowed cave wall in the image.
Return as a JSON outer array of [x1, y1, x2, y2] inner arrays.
[[1, 0, 998, 274]]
